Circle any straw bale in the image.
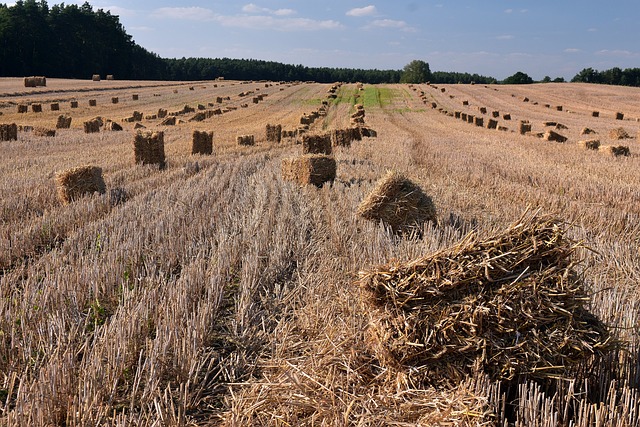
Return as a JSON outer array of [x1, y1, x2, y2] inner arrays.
[[358, 170, 435, 235], [487, 119, 498, 129], [522, 97, 529, 102], [109, 187, 128, 206], [192, 130, 214, 155], [581, 127, 596, 135], [556, 105, 563, 111], [281, 154, 336, 187], [599, 145, 630, 157], [302, 133, 332, 155], [17, 105, 27, 113], [83, 119, 101, 133], [544, 130, 567, 142], [543, 121, 557, 127], [237, 135, 255, 146], [111, 97, 119, 104], [104, 121, 122, 131], [133, 130, 165, 167], [609, 127, 630, 139], [189, 86, 194, 91], [503, 113, 511, 120], [70, 101, 78, 108], [55, 165, 106, 204], [189, 112, 206, 122], [56, 115, 72, 129], [430, 102, 437, 109], [454, 111, 461, 119], [33, 127, 56, 137], [492, 111, 499, 118], [474, 117, 483, 127], [50, 103, 59, 111], [555, 123, 568, 130], [92, 74, 100, 81], [157, 108, 167, 119], [106, 75, 114, 80], [462, 100, 469, 106], [132, 94, 139, 101], [24, 76, 46, 87], [134, 123, 145, 129], [616, 112, 624, 120], [578, 139, 600, 150], [31, 103, 42, 113], [467, 114, 474, 124], [89, 99, 97, 107], [479, 107, 487, 114], [0, 123, 18, 141], [498, 126, 508, 131], [461, 113, 467, 121], [358, 212, 616, 385], [330, 128, 356, 147], [266, 124, 282, 143], [360, 127, 377, 138], [440, 87, 446, 92], [592, 111, 599, 117], [519, 121, 532, 135], [160, 116, 176, 126]]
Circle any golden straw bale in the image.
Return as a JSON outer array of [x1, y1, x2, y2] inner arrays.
[[616, 112, 624, 120], [237, 135, 255, 146], [104, 121, 122, 131], [467, 114, 474, 124], [89, 99, 97, 107], [106, 74, 114, 80], [70, 101, 78, 108], [474, 117, 483, 127], [55, 165, 106, 204], [83, 119, 101, 133], [192, 130, 214, 155], [266, 124, 282, 143], [157, 108, 167, 118], [92, 74, 101, 81], [578, 139, 600, 150], [302, 133, 332, 155], [358, 212, 616, 385], [133, 130, 165, 167], [281, 154, 336, 187], [544, 130, 567, 143], [357, 170, 436, 235], [17, 105, 27, 113], [31, 103, 42, 113], [454, 111, 461, 119], [487, 119, 498, 129], [556, 105, 563, 111], [111, 97, 119, 104], [33, 127, 56, 137], [160, 116, 176, 126], [24, 76, 46, 87], [132, 94, 139, 101], [592, 111, 599, 117], [503, 113, 511, 120], [492, 111, 499, 118], [0, 123, 18, 141], [599, 145, 630, 157], [519, 121, 532, 135], [460, 113, 467, 121], [609, 127, 630, 139], [50, 103, 59, 111]]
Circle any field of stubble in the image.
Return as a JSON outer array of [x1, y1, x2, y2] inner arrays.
[[1, 77, 640, 425]]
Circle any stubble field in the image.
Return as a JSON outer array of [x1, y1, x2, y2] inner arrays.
[[1, 77, 640, 426]]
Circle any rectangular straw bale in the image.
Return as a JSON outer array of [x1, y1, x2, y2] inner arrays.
[[474, 117, 483, 127], [31, 103, 42, 113], [577, 139, 600, 150], [55, 165, 106, 204], [133, 130, 165, 166], [466, 114, 474, 124], [83, 119, 101, 133], [132, 94, 139, 101], [616, 112, 624, 120], [519, 121, 532, 135], [92, 74, 101, 81], [492, 111, 500, 118], [33, 127, 56, 137], [0, 123, 18, 141], [544, 130, 567, 142], [111, 97, 119, 104], [89, 99, 97, 106], [599, 145, 630, 157], [302, 133, 332, 155], [70, 101, 78, 108], [487, 119, 498, 129], [17, 105, 27, 113], [50, 103, 59, 111], [24, 76, 46, 87], [106, 75, 114, 80], [592, 111, 599, 117], [237, 135, 255, 146], [192, 130, 214, 155], [157, 108, 167, 118], [266, 124, 282, 143], [281, 154, 336, 187], [461, 113, 467, 121]]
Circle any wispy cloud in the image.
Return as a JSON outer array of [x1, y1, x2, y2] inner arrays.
[[595, 49, 639, 58], [496, 35, 514, 40], [242, 3, 295, 16], [504, 9, 513, 14], [588, 28, 598, 32], [346, 5, 377, 17], [564, 48, 581, 53], [152, 7, 340, 31], [366, 19, 416, 33]]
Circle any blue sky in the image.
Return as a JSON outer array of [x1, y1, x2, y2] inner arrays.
[[9, 1, 640, 80]]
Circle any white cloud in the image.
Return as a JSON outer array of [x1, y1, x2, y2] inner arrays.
[[366, 19, 416, 32], [346, 5, 377, 17], [242, 3, 295, 16], [504, 9, 513, 14], [496, 35, 514, 40], [588, 28, 598, 32], [595, 49, 638, 58]]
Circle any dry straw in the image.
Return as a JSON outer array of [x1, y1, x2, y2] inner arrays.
[[487, 119, 498, 129], [578, 139, 600, 150], [302, 134, 332, 155], [609, 127, 630, 139], [33, 127, 56, 137], [55, 165, 106, 204], [358, 212, 617, 386], [615, 112, 624, 120], [357, 170, 436, 235], [133, 130, 166, 167], [192, 130, 214, 155], [544, 130, 567, 143], [89, 99, 97, 106], [70, 101, 78, 108], [0, 123, 18, 141], [281, 154, 336, 187], [599, 145, 630, 157], [17, 105, 27, 113]]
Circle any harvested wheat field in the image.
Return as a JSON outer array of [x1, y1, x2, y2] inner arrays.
[[1, 78, 640, 426]]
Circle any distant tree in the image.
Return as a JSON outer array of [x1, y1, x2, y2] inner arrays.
[[502, 71, 534, 84], [541, 76, 552, 83], [400, 60, 431, 84], [571, 68, 601, 83], [553, 77, 565, 83]]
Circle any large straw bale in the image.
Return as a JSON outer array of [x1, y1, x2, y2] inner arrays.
[[106, 74, 114, 80], [92, 74, 101, 81], [474, 117, 483, 127], [503, 113, 511, 120], [0, 123, 18, 141], [50, 103, 59, 111], [24, 76, 46, 87], [578, 139, 600, 150], [89, 99, 97, 107], [157, 108, 168, 119], [31, 103, 42, 113], [609, 127, 630, 139], [111, 97, 119, 104], [83, 119, 101, 133], [281, 154, 336, 187], [192, 130, 214, 155], [544, 130, 567, 142], [581, 127, 596, 135], [17, 105, 27, 113], [615, 112, 624, 120], [237, 135, 255, 146], [519, 121, 532, 135], [358, 212, 616, 386], [55, 165, 106, 204], [160, 116, 176, 126], [104, 121, 122, 131], [487, 118, 498, 129], [266, 124, 282, 143], [330, 128, 360, 147], [357, 170, 436, 235], [70, 101, 78, 108], [133, 130, 166, 167], [33, 127, 56, 137], [492, 111, 500, 118], [132, 94, 139, 101], [302, 133, 332, 155], [592, 111, 599, 117], [599, 145, 630, 157]]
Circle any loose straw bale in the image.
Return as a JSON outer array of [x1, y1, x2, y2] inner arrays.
[[83, 119, 101, 133], [519, 121, 532, 135], [467, 114, 474, 124], [266, 124, 282, 143], [544, 130, 567, 142], [92, 74, 101, 81], [55, 165, 106, 204], [189, 112, 206, 122], [237, 135, 255, 146], [33, 127, 56, 137], [192, 130, 214, 155], [302, 133, 332, 155], [454, 111, 461, 119], [56, 115, 72, 129], [89, 99, 97, 107], [50, 103, 59, 111], [358, 212, 617, 385], [133, 130, 166, 167], [357, 170, 436, 235], [461, 113, 467, 121], [31, 103, 42, 113], [599, 145, 630, 157], [17, 105, 27, 113], [609, 127, 630, 139], [616, 112, 624, 120], [578, 139, 600, 150], [281, 154, 336, 187], [0, 123, 18, 141]]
